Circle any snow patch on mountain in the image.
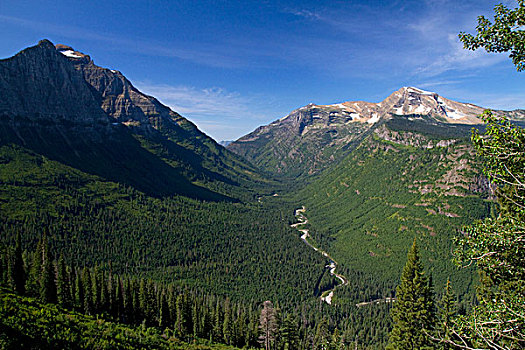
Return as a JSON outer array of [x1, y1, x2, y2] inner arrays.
[[406, 87, 434, 95], [367, 113, 380, 124], [413, 105, 430, 114], [59, 50, 82, 58], [446, 110, 466, 120]]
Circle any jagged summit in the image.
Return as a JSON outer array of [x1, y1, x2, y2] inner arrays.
[[278, 87, 490, 127], [381, 86, 485, 124], [267, 86, 523, 129]]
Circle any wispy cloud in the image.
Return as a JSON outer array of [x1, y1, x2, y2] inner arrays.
[[287, 9, 322, 20], [465, 92, 525, 110], [136, 83, 251, 117], [414, 34, 506, 76], [134, 82, 278, 141]]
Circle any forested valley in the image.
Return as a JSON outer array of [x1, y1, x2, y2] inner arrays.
[[1, 1, 524, 349]]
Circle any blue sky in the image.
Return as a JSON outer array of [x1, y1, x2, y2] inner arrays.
[[1, 0, 523, 141]]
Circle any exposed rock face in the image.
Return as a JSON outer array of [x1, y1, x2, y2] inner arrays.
[[228, 87, 524, 176], [0, 40, 108, 123], [56, 44, 207, 140], [373, 125, 457, 149], [380, 87, 486, 124], [228, 102, 375, 176]]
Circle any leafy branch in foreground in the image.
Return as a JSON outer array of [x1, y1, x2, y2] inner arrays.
[[451, 111, 525, 349], [459, 0, 525, 71]]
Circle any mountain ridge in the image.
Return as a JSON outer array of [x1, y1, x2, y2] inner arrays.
[[227, 87, 525, 177]]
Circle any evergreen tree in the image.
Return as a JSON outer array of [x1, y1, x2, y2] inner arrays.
[[437, 279, 456, 349], [138, 278, 148, 323], [280, 314, 299, 350], [81, 268, 93, 315], [91, 266, 101, 313], [56, 254, 71, 308], [331, 328, 343, 350], [99, 270, 108, 313], [131, 279, 141, 324], [222, 298, 233, 345], [123, 278, 134, 323], [192, 301, 199, 339], [0, 244, 7, 285], [159, 291, 169, 328], [114, 277, 124, 321], [25, 238, 43, 297], [9, 233, 25, 295], [74, 269, 84, 310], [213, 300, 222, 342], [107, 271, 114, 317], [175, 294, 188, 337], [39, 235, 57, 303], [387, 239, 435, 350], [313, 318, 330, 350]]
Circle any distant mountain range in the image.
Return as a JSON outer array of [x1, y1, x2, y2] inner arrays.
[[228, 87, 525, 177]]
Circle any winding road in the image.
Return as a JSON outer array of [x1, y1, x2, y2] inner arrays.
[[291, 206, 348, 305]]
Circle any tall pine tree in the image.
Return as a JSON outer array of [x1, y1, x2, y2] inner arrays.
[[39, 235, 57, 303], [387, 239, 435, 350], [9, 233, 26, 295]]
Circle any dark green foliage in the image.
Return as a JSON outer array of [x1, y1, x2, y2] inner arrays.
[[81, 268, 92, 315], [452, 111, 525, 348], [56, 254, 71, 308], [387, 240, 435, 349], [436, 279, 457, 349], [25, 239, 42, 297], [296, 127, 486, 323], [280, 314, 300, 350], [0, 287, 240, 350], [0, 144, 325, 306], [8, 233, 25, 295], [39, 235, 57, 304], [459, 0, 525, 71], [0, 242, 264, 349], [313, 318, 330, 350]]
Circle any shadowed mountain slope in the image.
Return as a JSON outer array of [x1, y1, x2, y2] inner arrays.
[[0, 40, 267, 200]]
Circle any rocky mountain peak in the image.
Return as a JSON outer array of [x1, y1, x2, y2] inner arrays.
[[380, 87, 486, 124], [37, 39, 55, 49], [0, 39, 109, 123]]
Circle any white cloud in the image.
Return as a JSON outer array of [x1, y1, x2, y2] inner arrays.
[[134, 82, 277, 141], [136, 83, 246, 116], [287, 9, 322, 20], [415, 34, 507, 76], [470, 93, 525, 111]]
